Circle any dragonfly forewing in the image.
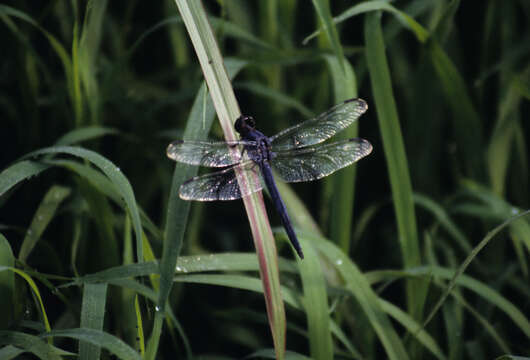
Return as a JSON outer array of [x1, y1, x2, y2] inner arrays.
[[271, 138, 372, 183], [269, 98, 368, 151], [167, 140, 255, 167], [179, 160, 263, 201]]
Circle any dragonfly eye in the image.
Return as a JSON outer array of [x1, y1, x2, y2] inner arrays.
[[235, 115, 255, 133]]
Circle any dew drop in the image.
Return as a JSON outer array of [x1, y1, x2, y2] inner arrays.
[[336, 259, 343, 266], [155, 305, 161, 312], [176, 266, 182, 272], [116, 167, 121, 172], [511, 207, 519, 215]]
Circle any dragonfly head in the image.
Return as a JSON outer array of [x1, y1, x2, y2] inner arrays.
[[234, 115, 255, 135]]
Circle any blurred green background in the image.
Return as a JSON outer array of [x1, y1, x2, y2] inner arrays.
[[0, 0, 529, 359]]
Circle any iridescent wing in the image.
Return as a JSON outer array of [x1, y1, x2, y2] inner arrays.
[[166, 140, 256, 168], [271, 138, 372, 183], [179, 160, 262, 201], [269, 98, 368, 151]]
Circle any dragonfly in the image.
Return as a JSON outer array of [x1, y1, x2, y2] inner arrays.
[[167, 98, 372, 259]]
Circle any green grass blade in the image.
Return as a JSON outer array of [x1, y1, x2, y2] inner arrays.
[[0, 234, 15, 328], [379, 300, 446, 359], [45, 159, 161, 241], [368, 267, 517, 355], [297, 241, 332, 359], [18, 185, 71, 262], [54, 126, 119, 146], [69, 253, 295, 287], [448, 290, 511, 353], [78, 0, 107, 124], [487, 67, 529, 195], [310, 0, 345, 71], [0, 331, 62, 360], [275, 181, 322, 236], [414, 193, 472, 254], [0, 4, 74, 104], [72, 18, 83, 126], [429, 42, 483, 179], [127, 15, 275, 63], [423, 209, 530, 334], [364, 12, 422, 317], [430, 0, 460, 44], [23, 146, 144, 264], [311, 237, 409, 360], [42, 328, 142, 360], [324, 55, 359, 255], [303, 1, 429, 44], [0, 161, 51, 197], [173, 273, 299, 307], [79, 283, 108, 360], [328, 321, 363, 358], [73, 261, 159, 285], [0, 267, 52, 333], [0, 345, 25, 359]]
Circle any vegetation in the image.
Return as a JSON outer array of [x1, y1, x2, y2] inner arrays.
[[0, 0, 529, 359]]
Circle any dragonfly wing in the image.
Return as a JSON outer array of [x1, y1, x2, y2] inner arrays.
[[269, 98, 368, 151], [167, 140, 255, 167], [179, 160, 263, 201], [271, 138, 372, 183]]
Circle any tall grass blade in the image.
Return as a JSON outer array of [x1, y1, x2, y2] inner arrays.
[[298, 241, 332, 359], [168, 1, 288, 358], [429, 42, 483, 179], [78, 0, 107, 125], [79, 283, 108, 360], [0, 234, 15, 328], [487, 67, 530, 195], [364, 12, 422, 318], [18, 185, 71, 262]]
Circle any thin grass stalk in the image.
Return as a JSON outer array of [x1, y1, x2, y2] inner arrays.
[[153, 1, 287, 358]]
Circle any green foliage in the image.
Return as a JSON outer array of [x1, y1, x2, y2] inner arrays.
[[1, 0, 529, 359]]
